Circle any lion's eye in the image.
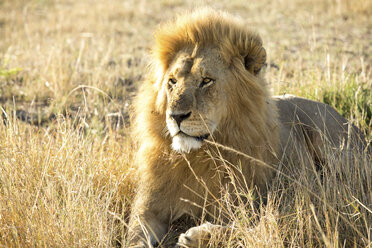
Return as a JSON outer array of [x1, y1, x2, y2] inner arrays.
[[199, 77, 214, 88], [169, 78, 177, 85]]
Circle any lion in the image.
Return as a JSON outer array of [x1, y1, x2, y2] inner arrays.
[[127, 9, 367, 248]]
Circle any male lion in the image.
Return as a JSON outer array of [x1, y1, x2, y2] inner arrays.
[[128, 9, 366, 248]]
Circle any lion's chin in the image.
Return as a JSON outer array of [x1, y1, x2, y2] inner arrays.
[[171, 134, 203, 153]]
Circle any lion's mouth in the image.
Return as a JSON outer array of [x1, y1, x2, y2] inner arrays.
[[174, 131, 210, 141]]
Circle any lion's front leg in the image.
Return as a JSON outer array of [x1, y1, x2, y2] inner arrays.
[[127, 215, 169, 247], [127, 192, 171, 247], [176, 222, 231, 248]]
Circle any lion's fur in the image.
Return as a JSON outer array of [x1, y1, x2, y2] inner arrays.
[[153, 10, 266, 73], [133, 8, 278, 169], [128, 9, 366, 247]]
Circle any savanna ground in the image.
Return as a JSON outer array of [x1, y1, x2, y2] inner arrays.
[[0, 0, 371, 247]]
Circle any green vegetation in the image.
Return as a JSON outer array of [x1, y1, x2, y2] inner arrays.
[[321, 80, 371, 132]]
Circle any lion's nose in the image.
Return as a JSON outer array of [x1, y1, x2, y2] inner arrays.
[[171, 112, 191, 127]]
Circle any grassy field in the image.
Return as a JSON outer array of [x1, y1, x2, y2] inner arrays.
[[0, 0, 371, 247]]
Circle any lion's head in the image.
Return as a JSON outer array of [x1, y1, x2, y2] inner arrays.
[[151, 9, 272, 153], [134, 9, 277, 157]]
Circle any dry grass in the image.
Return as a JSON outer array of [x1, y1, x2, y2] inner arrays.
[[0, 0, 371, 247], [0, 116, 135, 247]]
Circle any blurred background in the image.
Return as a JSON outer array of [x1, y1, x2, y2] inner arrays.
[[0, 0, 371, 134]]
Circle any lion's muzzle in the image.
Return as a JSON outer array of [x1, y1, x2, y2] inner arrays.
[[170, 111, 192, 127]]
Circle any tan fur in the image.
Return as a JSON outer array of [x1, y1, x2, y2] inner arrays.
[[127, 9, 366, 248]]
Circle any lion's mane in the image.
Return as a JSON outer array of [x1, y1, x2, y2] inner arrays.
[[133, 10, 279, 183]]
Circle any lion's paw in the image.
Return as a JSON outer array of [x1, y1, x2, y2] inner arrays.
[[176, 222, 213, 248]]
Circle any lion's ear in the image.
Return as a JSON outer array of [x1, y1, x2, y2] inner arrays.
[[243, 46, 266, 75]]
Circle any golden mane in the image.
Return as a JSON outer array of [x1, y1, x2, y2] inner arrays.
[[153, 9, 266, 73], [133, 8, 279, 180]]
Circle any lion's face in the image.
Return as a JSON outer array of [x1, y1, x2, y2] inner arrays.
[[162, 46, 230, 153]]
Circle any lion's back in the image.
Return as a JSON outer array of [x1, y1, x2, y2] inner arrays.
[[274, 95, 367, 166]]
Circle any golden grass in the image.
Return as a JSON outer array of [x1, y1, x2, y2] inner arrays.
[[199, 139, 371, 247], [0, 0, 371, 247], [0, 116, 135, 247]]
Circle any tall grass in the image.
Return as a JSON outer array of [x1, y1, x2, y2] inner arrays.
[[153, 135, 371, 247], [198, 140, 371, 247], [0, 0, 371, 247], [0, 115, 134, 247]]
